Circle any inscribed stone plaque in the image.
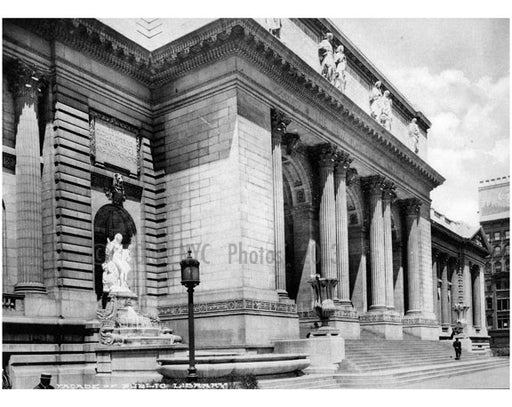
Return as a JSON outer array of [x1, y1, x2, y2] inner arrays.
[[92, 116, 139, 175]]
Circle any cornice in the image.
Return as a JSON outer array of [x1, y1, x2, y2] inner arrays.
[[6, 18, 444, 189]]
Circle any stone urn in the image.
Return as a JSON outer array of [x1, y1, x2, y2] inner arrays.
[[452, 302, 469, 336], [308, 274, 338, 327]]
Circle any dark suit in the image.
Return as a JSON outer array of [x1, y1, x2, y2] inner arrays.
[[453, 340, 462, 360]]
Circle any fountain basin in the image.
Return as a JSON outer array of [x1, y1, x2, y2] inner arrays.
[[157, 353, 310, 378]]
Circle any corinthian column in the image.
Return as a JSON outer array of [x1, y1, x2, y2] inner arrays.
[[382, 181, 396, 310], [401, 198, 422, 314], [316, 143, 338, 280], [334, 151, 354, 304], [439, 253, 450, 329], [6, 59, 47, 293], [271, 109, 291, 298], [362, 175, 387, 311], [472, 266, 482, 330]]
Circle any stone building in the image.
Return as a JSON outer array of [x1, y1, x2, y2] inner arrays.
[[479, 176, 510, 352], [1, 18, 490, 387], [430, 209, 490, 351]]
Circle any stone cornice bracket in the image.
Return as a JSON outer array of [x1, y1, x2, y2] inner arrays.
[[271, 108, 291, 142], [399, 197, 422, 217], [314, 143, 339, 169], [4, 58, 48, 123], [382, 180, 397, 201], [361, 175, 386, 196]]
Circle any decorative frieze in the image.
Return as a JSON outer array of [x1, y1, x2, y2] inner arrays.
[[158, 298, 297, 317]]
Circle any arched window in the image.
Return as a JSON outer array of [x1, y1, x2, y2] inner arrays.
[[495, 262, 502, 273], [494, 246, 502, 256]]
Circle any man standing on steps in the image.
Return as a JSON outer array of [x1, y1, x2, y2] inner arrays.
[[453, 338, 462, 360]]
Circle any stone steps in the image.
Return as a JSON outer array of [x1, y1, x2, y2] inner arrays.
[[336, 359, 509, 388], [259, 358, 509, 389]]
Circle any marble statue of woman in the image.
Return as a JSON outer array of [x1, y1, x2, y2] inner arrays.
[[103, 233, 131, 292], [318, 32, 335, 83], [379, 90, 393, 131], [408, 118, 420, 153], [369, 81, 382, 119], [334, 45, 347, 92]]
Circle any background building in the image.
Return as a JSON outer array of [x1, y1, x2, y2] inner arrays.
[[479, 176, 510, 352]]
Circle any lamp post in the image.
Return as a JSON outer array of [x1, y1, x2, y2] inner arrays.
[[180, 250, 200, 382]]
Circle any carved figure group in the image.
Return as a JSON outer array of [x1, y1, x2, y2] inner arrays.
[[369, 81, 393, 131], [318, 33, 348, 93], [102, 233, 131, 294]]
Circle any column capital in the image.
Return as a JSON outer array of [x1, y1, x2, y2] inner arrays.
[[282, 132, 301, 156], [271, 108, 291, 141], [4, 58, 47, 104], [334, 150, 353, 173], [382, 180, 397, 201], [399, 197, 422, 216], [361, 175, 385, 195], [314, 143, 339, 169]]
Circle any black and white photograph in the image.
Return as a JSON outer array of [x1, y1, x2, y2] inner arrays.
[[1, 0, 510, 396]]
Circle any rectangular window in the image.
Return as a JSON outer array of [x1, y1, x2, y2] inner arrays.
[[497, 316, 509, 329], [487, 297, 493, 309], [506, 231, 510, 239], [487, 316, 494, 328], [497, 299, 510, 311], [494, 232, 501, 241], [486, 233, 491, 242]]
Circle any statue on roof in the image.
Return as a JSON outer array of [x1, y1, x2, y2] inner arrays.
[[333, 45, 347, 93], [369, 81, 382, 119], [265, 18, 282, 38], [379, 90, 393, 131], [318, 32, 335, 83], [408, 118, 420, 153]]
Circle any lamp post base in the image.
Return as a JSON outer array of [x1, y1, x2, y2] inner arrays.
[[187, 367, 198, 383]]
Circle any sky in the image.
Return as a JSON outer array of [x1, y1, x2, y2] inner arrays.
[[333, 18, 510, 227]]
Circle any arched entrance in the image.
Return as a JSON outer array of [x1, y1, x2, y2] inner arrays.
[[93, 204, 137, 301], [282, 153, 315, 304]]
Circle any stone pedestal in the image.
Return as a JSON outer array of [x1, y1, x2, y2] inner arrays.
[[360, 311, 403, 339], [402, 315, 439, 340], [273, 336, 345, 374]]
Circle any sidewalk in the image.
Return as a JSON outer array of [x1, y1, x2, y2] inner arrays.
[[396, 364, 510, 389]]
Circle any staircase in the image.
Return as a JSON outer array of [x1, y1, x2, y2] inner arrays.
[[259, 334, 509, 389]]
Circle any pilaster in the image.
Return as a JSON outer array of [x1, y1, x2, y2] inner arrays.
[[5, 59, 47, 294]]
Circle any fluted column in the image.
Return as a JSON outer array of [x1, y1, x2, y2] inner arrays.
[[382, 181, 396, 310], [432, 250, 440, 320], [316, 143, 338, 280], [472, 266, 482, 330], [334, 151, 355, 304], [401, 198, 422, 314], [363, 175, 387, 311], [440, 253, 451, 328], [271, 109, 290, 298], [6, 60, 47, 293]]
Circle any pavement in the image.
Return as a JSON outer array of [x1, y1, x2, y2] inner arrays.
[[396, 364, 510, 389]]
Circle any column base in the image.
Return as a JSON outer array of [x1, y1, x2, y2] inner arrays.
[[360, 310, 403, 339], [14, 282, 46, 294], [402, 314, 439, 340]]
